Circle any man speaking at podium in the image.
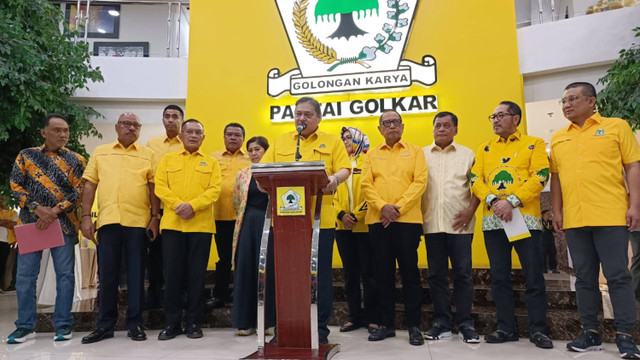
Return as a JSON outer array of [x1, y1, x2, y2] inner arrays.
[[261, 97, 350, 345]]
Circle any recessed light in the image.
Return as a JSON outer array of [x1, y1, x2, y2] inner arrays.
[[108, 10, 120, 16]]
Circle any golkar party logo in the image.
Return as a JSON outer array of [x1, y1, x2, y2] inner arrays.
[[268, 0, 437, 97]]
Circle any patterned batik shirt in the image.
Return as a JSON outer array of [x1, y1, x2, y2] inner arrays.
[[470, 131, 549, 231], [10, 145, 86, 235]]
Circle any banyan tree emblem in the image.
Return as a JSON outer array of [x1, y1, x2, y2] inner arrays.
[[268, 0, 437, 96]]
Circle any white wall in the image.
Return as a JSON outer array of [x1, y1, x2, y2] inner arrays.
[[74, 57, 188, 100], [523, 63, 611, 102], [517, 5, 639, 75]]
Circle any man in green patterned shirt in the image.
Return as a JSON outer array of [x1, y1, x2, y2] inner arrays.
[[471, 101, 552, 349]]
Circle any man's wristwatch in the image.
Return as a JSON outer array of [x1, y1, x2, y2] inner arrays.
[[335, 176, 341, 186], [28, 202, 39, 213]]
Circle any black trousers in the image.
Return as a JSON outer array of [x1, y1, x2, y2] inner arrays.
[[566, 226, 636, 333], [335, 230, 377, 325], [96, 224, 146, 330], [232, 207, 276, 330], [541, 234, 558, 271], [212, 220, 234, 301], [369, 222, 422, 328], [162, 230, 212, 327], [145, 232, 164, 305], [424, 232, 474, 329], [484, 229, 547, 335]]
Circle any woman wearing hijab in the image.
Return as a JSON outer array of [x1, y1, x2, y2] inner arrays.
[[334, 127, 378, 333]]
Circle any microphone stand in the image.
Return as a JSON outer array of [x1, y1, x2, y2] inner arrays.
[[295, 134, 302, 161], [295, 125, 304, 162]]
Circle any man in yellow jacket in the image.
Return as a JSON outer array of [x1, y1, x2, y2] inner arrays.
[[154, 119, 222, 340], [470, 101, 552, 349], [361, 110, 427, 346]]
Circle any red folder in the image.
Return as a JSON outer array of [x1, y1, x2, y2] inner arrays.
[[14, 219, 65, 255]]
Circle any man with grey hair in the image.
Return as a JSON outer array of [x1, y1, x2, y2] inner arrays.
[[261, 96, 351, 344], [81, 113, 160, 344]]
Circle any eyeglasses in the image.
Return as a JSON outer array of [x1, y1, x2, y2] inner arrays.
[[488, 113, 514, 122], [559, 95, 584, 105], [381, 119, 402, 127], [117, 121, 142, 129]]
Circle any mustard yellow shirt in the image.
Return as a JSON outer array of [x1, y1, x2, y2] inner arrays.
[[83, 141, 157, 229], [550, 113, 640, 229], [361, 139, 428, 225], [422, 141, 475, 234], [211, 148, 251, 221], [470, 131, 549, 231], [146, 134, 183, 158], [333, 154, 368, 232], [262, 130, 351, 229], [147, 135, 183, 209], [154, 149, 222, 233]]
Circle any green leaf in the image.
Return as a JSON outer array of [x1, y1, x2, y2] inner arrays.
[[0, 0, 103, 206]]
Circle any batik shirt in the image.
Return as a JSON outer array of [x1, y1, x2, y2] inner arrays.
[[10, 145, 86, 234], [470, 131, 549, 231]]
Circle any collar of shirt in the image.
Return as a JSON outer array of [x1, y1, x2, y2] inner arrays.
[[496, 130, 522, 143], [179, 148, 205, 157], [429, 140, 458, 152], [112, 141, 140, 151], [292, 130, 319, 141], [222, 148, 247, 157], [38, 144, 68, 155], [380, 139, 408, 151], [567, 111, 602, 132], [163, 135, 182, 144]]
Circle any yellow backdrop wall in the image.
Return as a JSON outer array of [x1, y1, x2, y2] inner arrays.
[[186, 0, 527, 269]]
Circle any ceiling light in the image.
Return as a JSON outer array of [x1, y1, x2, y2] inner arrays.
[[108, 10, 120, 16], [97, 28, 106, 33]]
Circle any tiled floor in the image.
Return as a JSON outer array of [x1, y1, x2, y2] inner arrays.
[[0, 292, 624, 360]]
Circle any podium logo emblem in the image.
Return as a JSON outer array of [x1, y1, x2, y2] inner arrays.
[[277, 187, 306, 216], [268, 0, 436, 96]]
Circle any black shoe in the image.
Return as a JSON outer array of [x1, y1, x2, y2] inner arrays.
[[485, 330, 519, 343], [127, 326, 147, 341], [158, 325, 182, 340], [339, 322, 361, 332], [185, 324, 203, 339], [206, 296, 225, 309], [81, 328, 114, 344], [459, 326, 480, 343], [567, 330, 604, 352], [368, 325, 379, 334], [424, 323, 452, 340], [616, 333, 640, 359], [368, 326, 396, 341], [530, 332, 553, 349], [319, 335, 329, 345], [409, 327, 424, 346]]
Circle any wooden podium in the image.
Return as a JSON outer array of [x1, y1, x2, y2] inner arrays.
[[242, 161, 339, 360]]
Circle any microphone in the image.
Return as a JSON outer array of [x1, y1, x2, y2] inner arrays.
[[295, 123, 306, 162]]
